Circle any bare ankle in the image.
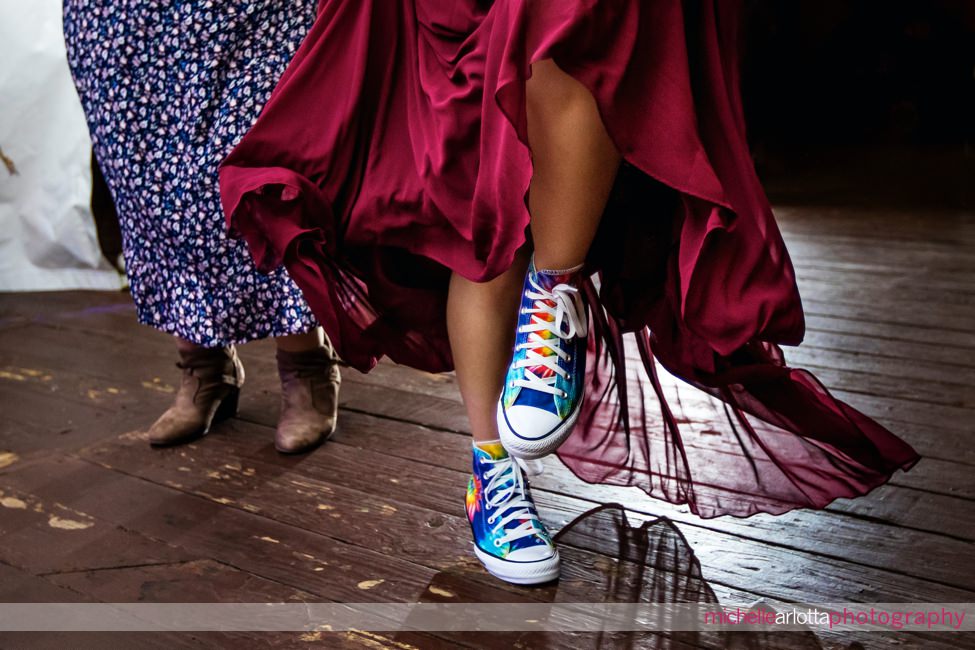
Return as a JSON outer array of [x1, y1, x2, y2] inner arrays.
[[532, 255, 585, 274]]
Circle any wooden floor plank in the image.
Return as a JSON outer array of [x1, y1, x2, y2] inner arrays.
[[803, 313, 975, 352], [0, 483, 194, 576], [71, 418, 975, 604], [43, 560, 448, 650], [787, 235, 975, 264], [70, 425, 972, 649], [793, 365, 970, 408], [0, 562, 216, 649], [4, 316, 971, 468], [0, 457, 713, 650], [793, 263, 975, 296], [5, 314, 973, 534], [799, 329, 975, 372], [801, 296, 975, 334], [2, 198, 973, 649]]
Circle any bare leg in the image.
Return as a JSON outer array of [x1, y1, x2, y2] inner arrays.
[[447, 248, 530, 443], [453, 58, 614, 587], [526, 59, 621, 270], [448, 61, 619, 445]]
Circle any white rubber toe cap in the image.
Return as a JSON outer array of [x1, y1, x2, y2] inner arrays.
[[498, 400, 580, 460], [474, 545, 561, 585], [506, 544, 558, 562], [501, 405, 561, 441]]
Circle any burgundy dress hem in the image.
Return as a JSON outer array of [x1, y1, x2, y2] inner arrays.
[[219, 0, 919, 519]]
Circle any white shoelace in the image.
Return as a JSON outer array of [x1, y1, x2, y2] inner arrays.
[[512, 276, 588, 398], [482, 455, 544, 546]]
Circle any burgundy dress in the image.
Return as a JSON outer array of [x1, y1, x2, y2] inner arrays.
[[220, 0, 919, 518]]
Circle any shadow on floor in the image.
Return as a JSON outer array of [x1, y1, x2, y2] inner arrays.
[[396, 503, 827, 649]]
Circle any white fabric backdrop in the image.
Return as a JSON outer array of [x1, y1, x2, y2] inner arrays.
[[0, 0, 122, 291]]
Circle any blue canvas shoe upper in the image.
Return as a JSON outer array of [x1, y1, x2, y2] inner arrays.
[[466, 441, 555, 565], [498, 259, 587, 457]]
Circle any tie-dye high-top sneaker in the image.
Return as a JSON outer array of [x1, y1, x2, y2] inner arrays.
[[466, 440, 559, 584], [497, 258, 588, 459]]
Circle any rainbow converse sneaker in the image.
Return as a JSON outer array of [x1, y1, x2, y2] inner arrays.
[[497, 259, 587, 459], [466, 440, 559, 585]]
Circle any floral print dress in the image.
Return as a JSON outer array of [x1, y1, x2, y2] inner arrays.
[[63, 0, 318, 346]]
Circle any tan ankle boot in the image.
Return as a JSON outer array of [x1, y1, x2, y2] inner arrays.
[[148, 346, 244, 446], [275, 343, 341, 454]]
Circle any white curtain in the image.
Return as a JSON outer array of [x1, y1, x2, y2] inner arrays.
[[0, 0, 122, 291]]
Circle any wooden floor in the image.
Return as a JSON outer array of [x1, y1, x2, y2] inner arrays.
[[1, 202, 973, 649]]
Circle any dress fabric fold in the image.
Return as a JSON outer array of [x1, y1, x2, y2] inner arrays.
[[220, 0, 920, 518]]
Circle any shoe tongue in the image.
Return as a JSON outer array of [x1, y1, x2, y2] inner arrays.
[[474, 440, 508, 461]]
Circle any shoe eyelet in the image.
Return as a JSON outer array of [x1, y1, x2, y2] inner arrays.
[[493, 539, 503, 547], [561, 391, 568, 398], [566, 355, 572, 362]]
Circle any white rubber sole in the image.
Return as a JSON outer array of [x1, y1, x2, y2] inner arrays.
[[473, 545, 561, 585], [497, 399, 581, 460]]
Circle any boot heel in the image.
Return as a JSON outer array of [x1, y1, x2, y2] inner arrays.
[[213, 387, 240, 423]]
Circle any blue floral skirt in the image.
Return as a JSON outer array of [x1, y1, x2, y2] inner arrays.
[[64, 0, 319, 346]]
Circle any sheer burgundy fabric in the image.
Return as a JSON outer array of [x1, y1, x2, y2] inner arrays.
[[219, 0, 919, 517]]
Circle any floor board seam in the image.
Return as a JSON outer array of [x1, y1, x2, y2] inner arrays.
[[65, 441, 975, 599]]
